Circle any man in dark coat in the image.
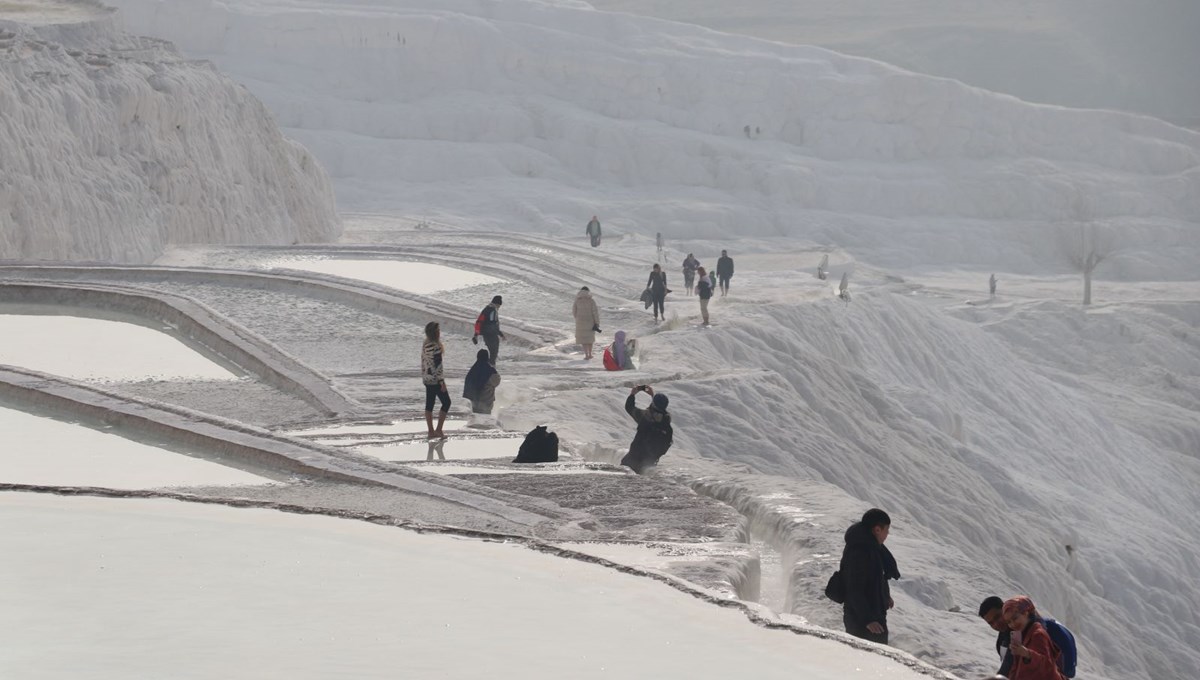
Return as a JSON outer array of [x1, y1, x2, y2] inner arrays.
[[619, 385, 672, 474], [716, 249, 734, 296], [839, 508, 900, 644], [586, 216, 602, 247], [979, 596, 1015, 678], [473, 295, 506, 365]]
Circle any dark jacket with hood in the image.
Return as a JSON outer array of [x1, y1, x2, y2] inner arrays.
[[475, 302, 501, 337], [716, 255, 734, 278], [462, 349, 500, 408], [619, 394, 672, 473], [839, 521, 901, 627]]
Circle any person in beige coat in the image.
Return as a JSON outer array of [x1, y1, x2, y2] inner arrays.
[[573, 286, 601, 359]]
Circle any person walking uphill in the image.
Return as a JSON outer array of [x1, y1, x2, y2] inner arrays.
[[682, 253, 699, 295], [619, 384, 673, 474], [646, 263, 669, 322], [1002, 596, 1068, 680], [586, 215, 602, 247], [696, 266, 712, 325], [716, 249, 734, 296], [839, 508, 900, 644], [462, 348, 500, 415], [573, 286, 601, 359], [473, 295, 505, 365], [421, 322, 451, 438]]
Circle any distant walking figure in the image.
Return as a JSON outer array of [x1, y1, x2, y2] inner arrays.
[[716, 250, 734, 296], [656, 232, 665, 262], [421, 321, 451, 438], [586, 215, 602, 247], [989, 273, 998, 298], [473, 295, 505, 365], [682, 253, 699, 295], [573, 286, 601, 359], [817, 254, 829, 280], [646, 263, 668, 322], [462, 348, 500, 415], [696, 266, 712, 325]]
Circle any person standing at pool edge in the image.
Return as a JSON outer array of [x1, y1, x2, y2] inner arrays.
[[473, 295, 505, 365], [421, 321, 451, 438]]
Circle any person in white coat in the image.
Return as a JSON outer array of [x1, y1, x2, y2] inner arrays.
[[573, 286, 601, 359]]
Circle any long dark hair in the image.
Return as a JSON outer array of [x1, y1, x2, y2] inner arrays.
[[424, 321, 440, 343]]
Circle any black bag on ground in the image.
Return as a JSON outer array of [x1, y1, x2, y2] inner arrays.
[[513, 425, 559, 463], [825, 570, 846, 604]]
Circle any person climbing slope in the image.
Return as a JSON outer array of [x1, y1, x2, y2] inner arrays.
[[646, 263, 669, 322], [682, 253, 699, 295], [473, 295, 505, 365], [586, 215, 602, 247]]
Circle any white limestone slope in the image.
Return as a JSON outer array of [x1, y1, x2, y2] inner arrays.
[[0, 2, 340, 263], [107, 0, 1200, 276]]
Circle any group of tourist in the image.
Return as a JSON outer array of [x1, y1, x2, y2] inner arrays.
[[829, 508, 1078, 680]]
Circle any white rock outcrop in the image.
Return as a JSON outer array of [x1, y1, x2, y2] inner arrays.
[[0, 3, 339, 263]]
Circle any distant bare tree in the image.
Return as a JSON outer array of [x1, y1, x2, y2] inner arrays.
[[1061, 192, 1113, 306]]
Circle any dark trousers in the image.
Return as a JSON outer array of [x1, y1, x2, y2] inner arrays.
[[651, 292, 665, 319], [844, 613, 888, 645], [424, 383, 450, 413], [719, 275, 731, 294], [483, 334, 500, 365]]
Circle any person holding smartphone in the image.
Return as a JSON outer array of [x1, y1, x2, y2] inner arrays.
[[1003, 596, 1068, 680], [619, 384, 673, 474]]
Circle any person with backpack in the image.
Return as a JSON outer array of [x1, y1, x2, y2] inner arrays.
[[837, 508, 900, 644], [462, 348, 500, 415], [421, 321, 451, 439], [696, 266, 713, 325], [682, 253, 699, 295], [716, 249, 734, 296], [982, 595, 1077, 678], [572, 286, 601, 359], [586, 215, 602, 247], [646, 263, 669, 322], [979, 596, 1015, 678], [473, 295, 505, 365], [619, 384, 672, 474], [1002, 596, 1070, 680]]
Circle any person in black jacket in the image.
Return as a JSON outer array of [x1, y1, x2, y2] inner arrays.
[[839, 508, 900, 644], [716, 250, 734, 296], [979, 596, 1015, 678], [473, 295, 505, 365], [619, 385, 672, 474], [646, 263, 669, 322]]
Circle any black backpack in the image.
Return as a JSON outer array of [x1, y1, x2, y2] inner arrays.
[[825, 570, 846, 604], [513, 425, 559, 463]]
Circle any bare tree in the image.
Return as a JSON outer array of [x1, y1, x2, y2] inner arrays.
[[1061, 192, 1113, 306]]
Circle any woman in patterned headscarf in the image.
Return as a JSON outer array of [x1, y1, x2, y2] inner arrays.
[[1002, 596, 1067, 680]]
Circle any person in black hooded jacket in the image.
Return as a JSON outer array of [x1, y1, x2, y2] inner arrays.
[[619, 385, 672, 474], [839, 508, 901, 644]]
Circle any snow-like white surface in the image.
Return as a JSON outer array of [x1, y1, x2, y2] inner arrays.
[[0, 9, 339, 262], [107, 0, 1200, 276], [286, 418, 467, 438], [266, 258, 504, 295], [355, 436, 524, 462], [586, 0, 1200, 123], [1, 493, 936, 680], [412, 464, 621, 476], [0, 408, 268, 488], [0, 314, 238, 381]]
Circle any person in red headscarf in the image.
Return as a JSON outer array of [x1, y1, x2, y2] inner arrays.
[[1003, 596, 1067, 680]]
